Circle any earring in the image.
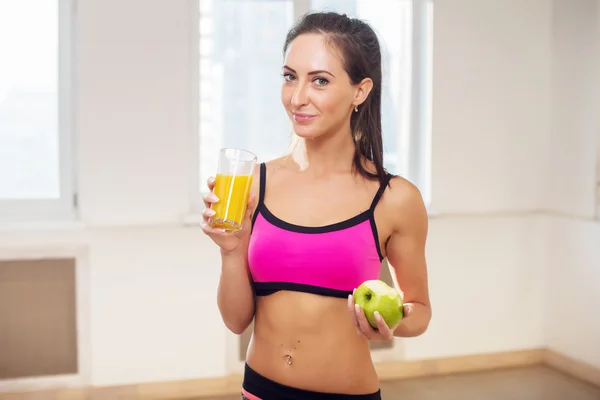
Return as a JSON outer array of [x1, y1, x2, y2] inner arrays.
[[354, 106, 358, 113]]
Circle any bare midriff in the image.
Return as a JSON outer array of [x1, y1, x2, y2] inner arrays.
[[245, 290, 380, 395]]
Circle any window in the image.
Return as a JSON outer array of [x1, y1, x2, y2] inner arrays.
[[0, 0, 76, 226], [195, 0, 432, 210]]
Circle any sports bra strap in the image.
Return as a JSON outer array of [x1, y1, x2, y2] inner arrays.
[[369, 173, 393, 211], [258, 162, 267, 205], [257, 162, 390, 210]]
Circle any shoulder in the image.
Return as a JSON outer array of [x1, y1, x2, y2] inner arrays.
[[250, 156, 290, 185], [382, 175, 428, 235], [251, 155, 286, 173], [259, 156, 296, 179], [264, 156, 289, 170]]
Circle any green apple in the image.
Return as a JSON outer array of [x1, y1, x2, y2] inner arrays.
[[354, 280, 403, 329]]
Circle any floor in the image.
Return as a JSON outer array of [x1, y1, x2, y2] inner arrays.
[[211, 366, 600, 400]]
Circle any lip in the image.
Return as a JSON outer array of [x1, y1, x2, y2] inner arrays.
[[292, 112, 317, 123]]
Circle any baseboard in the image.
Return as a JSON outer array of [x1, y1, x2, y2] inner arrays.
[[544, 349, 600, 388], [2, 348, 598, 399], [374, 348, 545, 381]]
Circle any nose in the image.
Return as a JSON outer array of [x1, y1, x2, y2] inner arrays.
[[290, 81, 309, 108]]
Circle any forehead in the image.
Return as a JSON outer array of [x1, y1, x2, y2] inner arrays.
[[284, 33, 344, 72]]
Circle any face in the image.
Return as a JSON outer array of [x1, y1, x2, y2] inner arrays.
[[281, 33, 372, 140]]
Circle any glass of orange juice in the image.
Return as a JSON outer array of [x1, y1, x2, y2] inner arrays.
[[209, 148, 257, 232]]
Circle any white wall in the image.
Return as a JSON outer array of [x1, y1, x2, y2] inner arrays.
[[544, 0, 600, 371], [432, 0, 552, 214], [76, 0, 194, 226], [415, 0, 552, 360], [2, 0, 227, 387], [546, 217, 600, 370], [546, 0, 598, 218], [0, 0, 598, 389]]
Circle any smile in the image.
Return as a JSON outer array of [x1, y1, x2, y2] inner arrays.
[[292, 112, 317, 123]]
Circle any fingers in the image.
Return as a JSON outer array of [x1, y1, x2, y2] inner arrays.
[[202, 191, 219, 209], [207, 176, 216, 191], [201, 193, 218, 229], [202, 208, 216, 220], [203, 177, 218, 209], [200, 221, 238, 241], [200, 221, 226, 235], [352, 296, 396, 342], [374, 312, 394, 341], [347, 294, 361, 335], [354, 303, 380, 342]]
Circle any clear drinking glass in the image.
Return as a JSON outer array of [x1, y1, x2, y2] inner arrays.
[[209, 148, 257, 232]]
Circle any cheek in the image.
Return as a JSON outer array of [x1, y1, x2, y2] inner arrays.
[[281, 85, 293, 107], [316, 92, 349, 120]]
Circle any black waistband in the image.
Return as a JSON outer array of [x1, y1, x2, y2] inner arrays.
[[242, 363, 382, 400]]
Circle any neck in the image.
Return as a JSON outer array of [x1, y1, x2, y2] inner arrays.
[[290, 128, 357, 177]]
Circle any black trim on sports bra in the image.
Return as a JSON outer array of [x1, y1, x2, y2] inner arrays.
[[258, 161, 267, 204], [250, 162, 393, 260], [368, 172, 393, 260], [254, 282, 352, 298], [369, 173, 393, 211], [249, 163, 266, 234], [259, 204, 372, 234]]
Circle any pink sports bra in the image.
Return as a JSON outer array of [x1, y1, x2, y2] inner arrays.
[[247, 163, 393, 299]]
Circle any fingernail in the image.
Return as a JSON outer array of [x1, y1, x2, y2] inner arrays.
[[205, 209, 216, 216], [355, 304, 360, 312], [208, 177, 215, 184], [209, 194, 219, 202], [374, 311, 381, 321]]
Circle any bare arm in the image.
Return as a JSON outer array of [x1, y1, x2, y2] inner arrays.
[[204, 164, 261, 335], [348, 177, 432, 342], [386, 179, 432, 337], [217, 251, 255, 334]]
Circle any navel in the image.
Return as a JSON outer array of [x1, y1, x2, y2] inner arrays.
[[280, 339, 300, 367], [284, 354, 293, 366]]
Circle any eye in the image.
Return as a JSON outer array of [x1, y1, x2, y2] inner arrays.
[[282, 73, 296, 82], [314, 77, 329, 87]]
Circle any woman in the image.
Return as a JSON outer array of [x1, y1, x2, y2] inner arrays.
[[201, 11, 431, 400]]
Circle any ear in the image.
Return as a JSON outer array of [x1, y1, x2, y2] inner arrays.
[[353, 77, 374, 108]]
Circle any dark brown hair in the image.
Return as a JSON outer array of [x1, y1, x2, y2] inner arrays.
[[283, 11, 387, 185]]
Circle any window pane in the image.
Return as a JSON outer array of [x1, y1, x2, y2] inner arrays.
[[0, 1, 61, 200], [199, 0, 295, 187], [198, 0, 411, 186], [311, 0, 412, 176]]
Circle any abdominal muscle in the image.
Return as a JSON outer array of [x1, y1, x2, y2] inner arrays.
[[245, 291, 380, 395]]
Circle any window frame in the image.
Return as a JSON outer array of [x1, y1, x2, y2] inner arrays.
[[0, 0, 78, 228], [188, 0, 434, 220], [596, 144, 600, 221], [409, 0, 433, 209]]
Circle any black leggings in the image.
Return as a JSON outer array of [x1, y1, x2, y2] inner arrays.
[[241, 363, 382, 400]]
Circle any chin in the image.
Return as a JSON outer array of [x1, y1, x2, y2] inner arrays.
[[292, 124, 324, 140]]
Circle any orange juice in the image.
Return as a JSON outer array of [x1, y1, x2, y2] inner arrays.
[[210, 173, 253, 231]]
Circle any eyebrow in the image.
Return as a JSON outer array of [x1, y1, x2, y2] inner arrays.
[[283, 65, 335, 78]]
